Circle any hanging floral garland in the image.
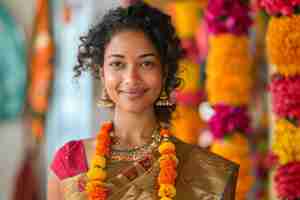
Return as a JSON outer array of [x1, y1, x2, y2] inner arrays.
[[204, 0, 254, 199], [259, 1, 300, 199], [161, 0, 207, 144], [28, 0, 54, 139]]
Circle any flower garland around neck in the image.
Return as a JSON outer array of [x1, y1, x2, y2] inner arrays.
[[85, 121, 178, 200]]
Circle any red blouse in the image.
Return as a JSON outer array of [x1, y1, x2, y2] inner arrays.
[[50, 140, 88, 180]]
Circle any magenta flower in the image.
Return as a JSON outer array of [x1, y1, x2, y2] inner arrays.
[[269, 74, 300, 123], [275, 162, 300, 200], [205, 0, 252, 35], [208, 104, 251, 139], [259, 0, 300, 16]]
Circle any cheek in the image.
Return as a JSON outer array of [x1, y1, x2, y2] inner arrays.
[[145, 70, 163, 93], [103, 69, 120, 94]]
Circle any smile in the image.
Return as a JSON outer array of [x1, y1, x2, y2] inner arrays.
[[120, 89, 147, 98]]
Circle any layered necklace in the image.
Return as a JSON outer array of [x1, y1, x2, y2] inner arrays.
[[85, 121, 178, 200]]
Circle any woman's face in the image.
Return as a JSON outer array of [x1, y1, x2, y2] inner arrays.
[[101, 30, 163, 113]]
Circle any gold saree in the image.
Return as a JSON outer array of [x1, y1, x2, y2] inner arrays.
[[59, 138, 239, 200]]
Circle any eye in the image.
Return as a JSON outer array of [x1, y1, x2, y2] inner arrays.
[[109, 61, 125, 70], [141, 61, 155, 69]]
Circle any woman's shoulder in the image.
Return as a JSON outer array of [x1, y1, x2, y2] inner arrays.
[[173, 137, 239, 198], [173, 137, 239, 171], [50, 139, 90, 180]]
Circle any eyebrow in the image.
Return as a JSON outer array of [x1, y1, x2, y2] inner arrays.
[[108, 54, 124, 58], [139, 53, 156, 58], [107, 53, 157, 59]]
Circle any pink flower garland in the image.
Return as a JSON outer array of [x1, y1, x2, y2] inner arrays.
[[258, 0, 300, 16], [274, 162, 300, 200], [208, 104, 251, 139], [205, 0, 252, 35], [269, 74, 300, 123]]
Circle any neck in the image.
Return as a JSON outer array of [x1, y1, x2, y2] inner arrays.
[[112, 106, 158, 148]]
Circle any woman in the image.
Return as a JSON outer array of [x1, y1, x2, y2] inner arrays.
[[47, 2, 239, 200]]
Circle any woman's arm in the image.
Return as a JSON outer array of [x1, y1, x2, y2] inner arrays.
[[47, 171, 63, 200]]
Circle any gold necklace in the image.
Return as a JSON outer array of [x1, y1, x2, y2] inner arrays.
[[110, 126, 162, 161]]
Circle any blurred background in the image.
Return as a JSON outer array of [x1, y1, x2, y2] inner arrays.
[[0, 0, 294, 199]]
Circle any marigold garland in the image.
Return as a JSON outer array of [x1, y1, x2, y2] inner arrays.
[[86, 122, 113, 200], [167, 1, 205, 38], [206, 34, 253, 106], [266, 14, 300, 76], [171, 105, 205, 144], [272, 119, 300, 165], [206, 34, 253, 76], [86, 122, 178, 200], [158, 128, 178, 200], [206, 74, 253, 106]]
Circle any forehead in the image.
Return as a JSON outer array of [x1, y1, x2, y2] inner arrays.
[[104, 31, 158, 57]]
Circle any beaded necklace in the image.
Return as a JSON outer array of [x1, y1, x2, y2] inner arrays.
[[85, 121, 178, 200]]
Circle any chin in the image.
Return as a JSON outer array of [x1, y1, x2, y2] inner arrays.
[[117, 102, 155, 114]]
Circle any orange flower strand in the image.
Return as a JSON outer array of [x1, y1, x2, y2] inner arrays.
[[86, 122, 113, 200], [158, 167, 177, 184], [266, 14, 300, 75], [206, 34, 253, 76], [158, 134, 178, 200]]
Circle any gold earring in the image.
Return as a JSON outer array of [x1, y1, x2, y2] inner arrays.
[[156, 89, 173, 106], [97, 88, 114, 108]]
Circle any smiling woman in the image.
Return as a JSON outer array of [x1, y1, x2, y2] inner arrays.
[[47, 2, 239, 200]]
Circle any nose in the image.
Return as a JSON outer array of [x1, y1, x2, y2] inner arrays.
[[124, 64, 141, 84]]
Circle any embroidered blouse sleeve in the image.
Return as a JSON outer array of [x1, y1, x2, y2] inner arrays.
[[50, 140, 89, 180]]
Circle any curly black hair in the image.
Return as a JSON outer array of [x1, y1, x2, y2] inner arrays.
[[74, 2, 185, 123]]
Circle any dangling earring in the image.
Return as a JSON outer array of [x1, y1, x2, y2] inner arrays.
[[156, 89, 173, 106], [97, 88, 114, 108]]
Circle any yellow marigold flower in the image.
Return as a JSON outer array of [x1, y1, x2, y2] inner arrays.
[[266, 15, 300, 76], [272, 119, 300, 165], [169, 1, 202, 38], [87, 167, 107, 181], [158, 184, 176, 198], [85, 180, 104, 191], [207, 34, 253, 76], [92, 155, 106, 168], [159, 142, 176, 154]]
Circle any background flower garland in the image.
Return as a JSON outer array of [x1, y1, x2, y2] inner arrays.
[[259, 0, 300, 199], [204, 0, 254, 199]]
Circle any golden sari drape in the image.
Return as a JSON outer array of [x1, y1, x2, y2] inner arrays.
[[53, 138, 239, 200]]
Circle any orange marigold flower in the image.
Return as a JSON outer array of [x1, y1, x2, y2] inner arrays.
[[160, 159, 177, 169], [206, 74, 252, 106], [87, 185, 109, 200], [158, 167, 177, 184], [206, 33, 253, 106], [266, 15, 300, 76], [206, 34, 253, 76]]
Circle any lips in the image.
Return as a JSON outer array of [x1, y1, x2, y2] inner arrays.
[[119, 88, 147, 98]]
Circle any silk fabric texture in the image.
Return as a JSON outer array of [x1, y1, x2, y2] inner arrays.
[[51, 138, 238, 200]]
